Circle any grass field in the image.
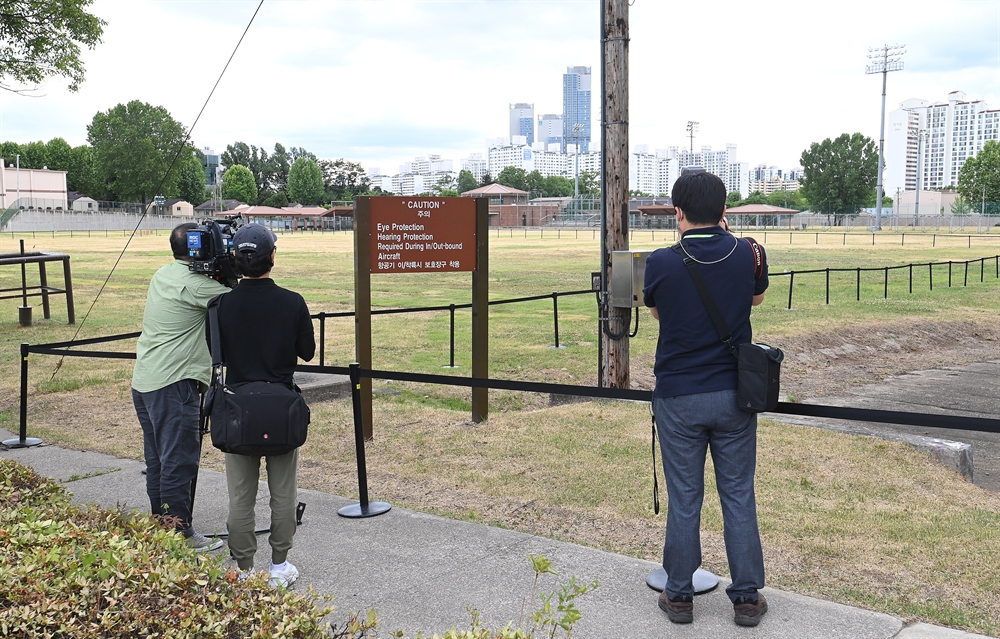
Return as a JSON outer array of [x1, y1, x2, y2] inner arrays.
[[1, 228, 999, 634]]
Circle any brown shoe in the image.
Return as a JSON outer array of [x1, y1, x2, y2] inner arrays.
[[733, 593, 768, 627], [658, 591, 693, 624]]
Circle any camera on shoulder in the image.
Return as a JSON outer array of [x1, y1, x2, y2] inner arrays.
[[186, 215, 244, 288]]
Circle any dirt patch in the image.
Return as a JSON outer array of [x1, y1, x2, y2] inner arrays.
[[628, 318, 1000, 401]]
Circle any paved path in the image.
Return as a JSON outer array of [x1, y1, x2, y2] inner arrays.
[[2, 427, 993, 639]]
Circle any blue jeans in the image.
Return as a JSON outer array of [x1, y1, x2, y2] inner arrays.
[[132, 379, 202, 535], [655, 389, 765, 603]]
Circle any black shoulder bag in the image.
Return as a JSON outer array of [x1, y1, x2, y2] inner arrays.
[[205, 295, 310, 456], [670, 242, 783, 413]]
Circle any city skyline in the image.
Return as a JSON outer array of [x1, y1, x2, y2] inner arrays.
[[0, 1, 996, 181]]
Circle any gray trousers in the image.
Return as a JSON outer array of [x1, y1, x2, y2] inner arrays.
[[224, 449, 298, 570], [132, 379, 201, 534]]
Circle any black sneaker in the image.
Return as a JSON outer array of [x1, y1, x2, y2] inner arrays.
[[733, 593, 768, 627], [658, 591, 693, 624]]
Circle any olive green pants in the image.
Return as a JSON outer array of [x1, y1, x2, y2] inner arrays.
[[224, 449, 298, 570]]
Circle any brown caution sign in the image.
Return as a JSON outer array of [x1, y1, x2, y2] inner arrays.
[[369, 197, 477, 273]]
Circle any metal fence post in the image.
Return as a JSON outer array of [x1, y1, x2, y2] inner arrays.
[[884, 267, 889, 298], [787, 272, 794, 310], [318, 312, 326, 367], [3, 343, 42, 448], [825, 268, 830, 304], [448, 304, 456, 367], [551, 292, 565, 349], [856, 267, 861, 301], [909, 264, 913, 294], [337, 363, 390, 519]]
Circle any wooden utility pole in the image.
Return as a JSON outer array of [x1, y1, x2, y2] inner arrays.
[[600, 0, 630, 388]]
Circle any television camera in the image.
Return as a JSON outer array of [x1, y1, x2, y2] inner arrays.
[[186, 215, 244, 288]]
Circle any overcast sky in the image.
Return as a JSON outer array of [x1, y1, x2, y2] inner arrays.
[[0, 0, 997, 175]]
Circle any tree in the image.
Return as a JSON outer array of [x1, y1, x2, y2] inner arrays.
[[0, 0, 106, 93], [542, 175, 573, 197], [221, 142, 269, 201], [496, 166, 527, 191], [44, 137, 73, 171], [431, 174, 457, 195], [68, 143, 100, 196], [950, 197, 974, 216], [525, 170, 545, 197], [287, 157, 324, 205], [221, 164, 257, 204], [261, 191, 289, 208], [479, 172, 493, 187], [743, 191, 768, 205], [19, 140, 47, 168], [267, 143, 291, 197], [319, 158, 370, 202], [799, 133, 879, 221], [457, 169, 478, 193], [958, 139, 1000, 212], [177, 153, 208, 205], [577, 170, 600, 195], [87, 100, 188, 204], [726, 191, 742, 205]]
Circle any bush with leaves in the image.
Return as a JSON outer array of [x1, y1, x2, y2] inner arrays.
[[1, 459, 596, 639], [0, 458, 377, 638]]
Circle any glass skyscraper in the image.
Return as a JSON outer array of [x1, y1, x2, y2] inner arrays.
[[562, 66, 592, 154], [509, 103, 535, 146]]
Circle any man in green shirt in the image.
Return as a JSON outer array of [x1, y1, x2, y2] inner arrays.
[[132, 223, 228, 551]]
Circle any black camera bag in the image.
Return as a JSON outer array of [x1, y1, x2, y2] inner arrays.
[[737, 343, 783, 412], [670, 241, 782, 413], [205, 297, 310, 456]]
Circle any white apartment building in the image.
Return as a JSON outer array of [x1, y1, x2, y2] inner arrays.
[[461, 153, 488, 182], [885, 91, 1000, 195], [747, 179, 801, 195], [630, 145, 657, 195], [673, 144, 749, 198]]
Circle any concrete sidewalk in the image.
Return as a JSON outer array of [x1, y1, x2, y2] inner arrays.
[[2, 428, 993, 639]]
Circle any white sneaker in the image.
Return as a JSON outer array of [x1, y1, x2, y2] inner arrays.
[[186, 532, 224, 553], [268, 561, 299, 588]]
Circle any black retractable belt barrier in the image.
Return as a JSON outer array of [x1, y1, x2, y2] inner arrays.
[[337, 363, 391, 519]]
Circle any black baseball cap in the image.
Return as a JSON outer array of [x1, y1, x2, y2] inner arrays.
[[233, 223, 276, 258]]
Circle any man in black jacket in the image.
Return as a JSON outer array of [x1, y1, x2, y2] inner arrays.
[[214, 223, 315, 588]]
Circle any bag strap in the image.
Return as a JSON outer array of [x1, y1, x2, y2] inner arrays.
[[743, 237, 764, 280], [651, 409, 659, 515], [207, 295, 225, 384], [670, 242, 737, 356]]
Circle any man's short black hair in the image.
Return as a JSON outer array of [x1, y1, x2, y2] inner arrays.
[[671, 171, 726, 225], [170, 223, 198, 258], [235, 250, 273, 278]]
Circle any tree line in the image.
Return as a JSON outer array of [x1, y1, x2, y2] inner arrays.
[[0, 100, 381, 209]]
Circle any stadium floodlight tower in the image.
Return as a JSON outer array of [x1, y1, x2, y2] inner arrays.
[[685, 120, 699, 153], [866, 44, 905, 231]]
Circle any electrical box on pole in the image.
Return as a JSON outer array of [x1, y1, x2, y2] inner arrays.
[[599, 0, 631, 389]]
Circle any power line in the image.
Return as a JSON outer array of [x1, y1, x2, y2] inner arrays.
[[49, 0, 266, 381]]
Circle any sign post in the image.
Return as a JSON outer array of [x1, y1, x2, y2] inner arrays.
[[353, 196, 487, 438]]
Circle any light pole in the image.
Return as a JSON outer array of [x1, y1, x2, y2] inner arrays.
[[686, 121, 699, 154], [914, 129, 926, 227], [572, 122, 584, 198], [15, 153, 20, 209], [866, 44, 905, 231]]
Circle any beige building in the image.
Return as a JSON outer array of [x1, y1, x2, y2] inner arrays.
[[0, 160, 68, 210]]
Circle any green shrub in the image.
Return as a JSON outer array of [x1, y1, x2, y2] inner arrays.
[[0, 459, 594, 639], [0, 458, 356, 638]]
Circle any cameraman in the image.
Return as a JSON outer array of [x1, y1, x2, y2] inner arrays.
[[643, 171, 769, 627], [132, 223, 228, 551], [213, 224, 315, 588]]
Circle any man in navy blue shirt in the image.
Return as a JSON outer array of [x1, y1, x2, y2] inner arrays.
[[643, 170, 770, 627]]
